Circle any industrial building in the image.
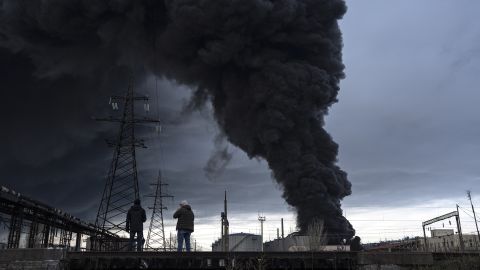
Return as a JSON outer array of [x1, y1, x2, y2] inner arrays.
[[264, 234, 350, 252], [366, 230, 480, 252], [423, 229, 479, 252], [212, 233, 262, 252]]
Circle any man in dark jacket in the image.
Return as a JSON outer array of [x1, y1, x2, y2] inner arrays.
[[173, 200, 194, 252], [126, 199, 146, 251]]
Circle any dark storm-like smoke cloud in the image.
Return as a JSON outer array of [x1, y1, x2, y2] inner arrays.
[[0, 0, 354, 242], [204, 133, 233, 181]]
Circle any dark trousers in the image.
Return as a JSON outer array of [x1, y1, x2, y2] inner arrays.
[[129, 230, 144, 251], [177, 230, 192, 252]]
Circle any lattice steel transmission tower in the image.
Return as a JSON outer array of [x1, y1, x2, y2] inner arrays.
[[145, 170, 173, 251], [94, 77, 160, 243]]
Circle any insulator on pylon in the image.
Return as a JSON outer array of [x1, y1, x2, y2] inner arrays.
[[144, 103, 150, 112], [155, 125, 161, 134], [108, 97, 112, 104]]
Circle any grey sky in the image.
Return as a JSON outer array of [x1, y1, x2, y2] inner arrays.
[[335, 0, 480, 206]]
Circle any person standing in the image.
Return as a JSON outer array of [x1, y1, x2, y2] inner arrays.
[[126, 199, 146, 251], [173, 200, 194, 252]]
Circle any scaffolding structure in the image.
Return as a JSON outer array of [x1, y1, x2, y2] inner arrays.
[[93, 78, 159, 250], [0, 186, 116, 250], [145, 170, 173, 251]]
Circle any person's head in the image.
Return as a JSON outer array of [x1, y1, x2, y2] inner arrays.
[[179, 200, 188, 207], [134, 199, 141, 205]]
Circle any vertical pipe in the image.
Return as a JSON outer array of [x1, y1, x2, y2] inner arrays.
[[76, 233, 82, 251], [28, 221, 38, 248], [472, 205, 480, 248], [423, 225, 428, 252], [7, 214, 17, 248], [260, 219, 264, 252], [281, 218, 284, 239], [456, 205, 465, 251], [43, 225, 50, 248], [467, 191, 480, 247]]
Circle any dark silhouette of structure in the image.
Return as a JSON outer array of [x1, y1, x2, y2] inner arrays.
[[145, 170, 173, 251], [0, 186, 117, 250], [221, 190, 229, 251], [93, 77, 159, 250]]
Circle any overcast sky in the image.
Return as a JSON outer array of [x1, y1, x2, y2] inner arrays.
[[1, 0, 480, 249]]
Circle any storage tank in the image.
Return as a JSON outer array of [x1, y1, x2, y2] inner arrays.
[[212, 233, 262, 251]]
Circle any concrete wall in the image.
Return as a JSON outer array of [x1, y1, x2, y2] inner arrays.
[[0, 249, 65, 270]]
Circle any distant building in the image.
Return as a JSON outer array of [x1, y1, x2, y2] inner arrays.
[[364, 238, 423, 252], [364, 231, 480, 252], [212, 233, 262, 252], [422, 230, 479, 252], [264, 234, 349, 252], [430, 229, 454, 238]]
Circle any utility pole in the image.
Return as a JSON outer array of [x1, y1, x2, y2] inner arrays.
[[145, 170, 173, 251], [456, 204, 465, 251], [467, 190, 480, 247], [94, 76, 160, 250], [258, 215, 266, 252]]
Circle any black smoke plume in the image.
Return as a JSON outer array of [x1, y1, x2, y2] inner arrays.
[[0, 0, 354, 243]]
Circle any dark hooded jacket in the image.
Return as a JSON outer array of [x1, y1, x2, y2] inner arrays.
[[173, 205, 194, 232], [126, 204, 146, 232]]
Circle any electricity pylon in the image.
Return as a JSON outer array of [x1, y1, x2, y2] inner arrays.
[[94, 77, 159, 250], [145, 170, 173, 251]]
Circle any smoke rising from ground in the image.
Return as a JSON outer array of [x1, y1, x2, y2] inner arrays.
[[0, 0, 354, 242]]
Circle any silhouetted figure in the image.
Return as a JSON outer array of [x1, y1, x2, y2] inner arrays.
[[173, 200, 194, 252], [350, 236, 364, 251], [126, 199, 146, 251]]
